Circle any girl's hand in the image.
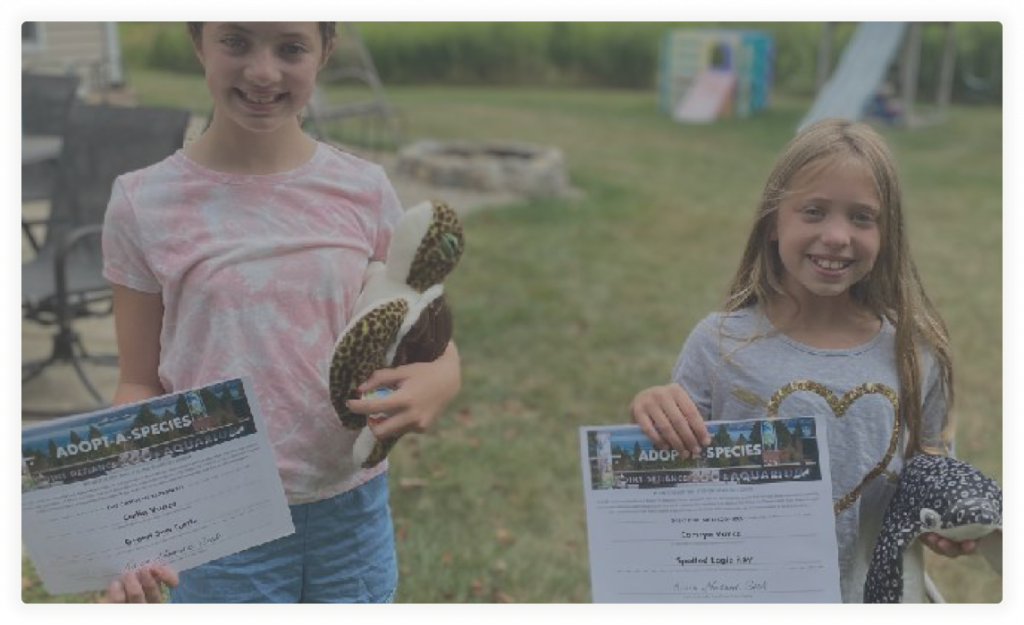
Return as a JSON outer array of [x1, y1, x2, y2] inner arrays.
[[630, 383, 710, 457], [346, 342, 461, 439], [921, 533, 978, 558], [104, 564, 178, 603]]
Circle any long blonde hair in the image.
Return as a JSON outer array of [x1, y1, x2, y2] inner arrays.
[[724, 118, 953, 456]]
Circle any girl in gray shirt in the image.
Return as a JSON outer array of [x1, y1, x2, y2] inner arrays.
[[629, 119, 969, 602]]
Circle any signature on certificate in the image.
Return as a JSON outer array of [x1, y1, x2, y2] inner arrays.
[[122, 532, 224, 572], [674, 579, 770, 593]]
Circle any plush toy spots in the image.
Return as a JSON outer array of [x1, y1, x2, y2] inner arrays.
[[329, 300, 410, 430], [328, 200, 464, 469], [864, 453, 1002, 603], [407, 207, 463, 291]]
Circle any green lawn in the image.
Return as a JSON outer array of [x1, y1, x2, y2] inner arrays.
[[24, 72, 1002, 603], [379, 86, 1003, 604]]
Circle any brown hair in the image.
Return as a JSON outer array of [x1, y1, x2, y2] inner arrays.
[[186, 22, 337, 132], [187, 22, 337, 61], [724, 118, 954, 456]]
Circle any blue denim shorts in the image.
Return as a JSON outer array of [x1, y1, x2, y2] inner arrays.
[[171, 473, 397, 603]]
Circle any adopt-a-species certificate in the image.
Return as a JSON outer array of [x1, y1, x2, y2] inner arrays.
[[580, 416, 841, 602], [22, 377, 294, 595]]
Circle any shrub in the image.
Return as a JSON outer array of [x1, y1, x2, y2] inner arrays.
[[119, 22, 1002, 103]]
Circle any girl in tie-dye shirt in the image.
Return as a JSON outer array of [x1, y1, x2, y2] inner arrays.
[[101, 22, 460, 603]]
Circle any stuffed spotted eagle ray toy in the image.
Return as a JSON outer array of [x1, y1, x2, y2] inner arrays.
[[328, 200, 463, 469], [864, 453, 1002, 603]]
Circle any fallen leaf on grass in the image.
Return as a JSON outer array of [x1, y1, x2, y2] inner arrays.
[[455, 408, 474, 426], [493, 590, 515, 603], [495, 527, 515, 545], [399, 477, 428, 490], [395, 525, 408, 542], [441, 551, 453, 565], [492, 559, 508, 574], [501, 399, 526, 415], [469, 579, 484, 596]]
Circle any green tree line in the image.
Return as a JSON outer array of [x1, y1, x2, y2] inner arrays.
[[122, 22, 1002, 103]]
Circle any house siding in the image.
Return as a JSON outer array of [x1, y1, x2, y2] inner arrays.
[[22, 22, 121, 93]]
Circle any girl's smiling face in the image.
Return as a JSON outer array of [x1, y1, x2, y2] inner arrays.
[[773, 156, 883, 304], [195, 22, 327, 135]]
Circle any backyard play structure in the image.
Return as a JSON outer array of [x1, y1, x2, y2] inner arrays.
[[658, 28, 773, 123], [801, 22, 957, 130], [305, 23, 402, 148], [659, 23, 958, 130]]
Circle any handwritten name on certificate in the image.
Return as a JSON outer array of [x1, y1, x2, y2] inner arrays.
[[579, 417, 841, 602], [21, 378, 294, 595]]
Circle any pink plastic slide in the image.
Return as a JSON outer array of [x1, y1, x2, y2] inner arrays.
[[673, 70, 736, 123]]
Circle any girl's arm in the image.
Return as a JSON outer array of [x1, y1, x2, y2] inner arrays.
[[110, 284, 166, 402], [346, 341, 461, 438], [105, 284, 178, 603], [917, 358, 977, 558]]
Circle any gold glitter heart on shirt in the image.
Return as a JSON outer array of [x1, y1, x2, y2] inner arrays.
[[766, 380, 900, 515]]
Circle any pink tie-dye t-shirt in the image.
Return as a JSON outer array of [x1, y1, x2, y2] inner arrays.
[[102, 143, 403, 504]]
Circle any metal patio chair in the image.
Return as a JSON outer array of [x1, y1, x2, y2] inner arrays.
[[22, 72, 81, 207], [22, 103, 191, 415]]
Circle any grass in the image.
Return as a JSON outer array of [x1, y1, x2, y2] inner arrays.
[[23, 71, 1002, 603], [377, 86, 1003, 604]]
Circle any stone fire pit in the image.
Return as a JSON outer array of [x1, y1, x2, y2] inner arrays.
[[396, 140, 571, 198]]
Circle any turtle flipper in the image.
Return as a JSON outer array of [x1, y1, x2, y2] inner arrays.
[[361, 436, 401, 469], [406, 202, 464, 292], [352, 425, 401, 468], [329, 299, 409, 430]]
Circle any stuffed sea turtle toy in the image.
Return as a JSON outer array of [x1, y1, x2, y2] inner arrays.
[[328, 199, 464, 469], [864, 453, 1002, 603]]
